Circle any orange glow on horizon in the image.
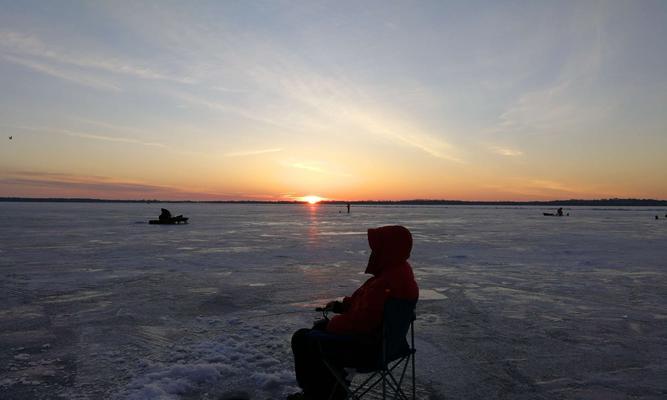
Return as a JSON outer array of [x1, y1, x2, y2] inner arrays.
[[300, 195, 324, 204]]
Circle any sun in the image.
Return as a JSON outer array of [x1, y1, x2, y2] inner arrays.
[[301, 195, 323, 204]]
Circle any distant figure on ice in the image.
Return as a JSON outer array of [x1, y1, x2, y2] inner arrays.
[[557, 207, 564, 216], [159, 208, 172, 222], [288, 225, 419, 400], [346, 202, 351, 213], [149, 208, 188, 224], [656, 215, 660, 220]]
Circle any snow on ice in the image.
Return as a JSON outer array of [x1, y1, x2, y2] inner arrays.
[[1, 203, 666, 399]]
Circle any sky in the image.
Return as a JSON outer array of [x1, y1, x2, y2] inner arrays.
[[1, 0, 666, 201]]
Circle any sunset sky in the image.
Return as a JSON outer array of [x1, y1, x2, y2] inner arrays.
[[1, 1, 666, 201]]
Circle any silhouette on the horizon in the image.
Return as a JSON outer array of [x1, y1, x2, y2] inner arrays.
[[543, 208, 565, 217], [159, 208, 172, 222], [149, 208, 189, 224], [346, 202, 350, 213], [656, 215, 659, 220]]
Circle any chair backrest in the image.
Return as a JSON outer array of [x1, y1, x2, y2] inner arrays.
[[382, 298, 417, 363]]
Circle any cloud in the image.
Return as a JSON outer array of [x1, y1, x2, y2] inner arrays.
[[224, 148, 282, 157], [67, 118, 210, 156], [3, 55, 120, 92], [0, 171, 168, 193], [480, 177, 606, 200], [15, 125, 166, 148], [250, 67, 459, 160], [63, 130, 166, 148], [111, 13, 462, 162], [168, 91, 295, 130], [0, 30, 191, 84], [286, 162, 326, 174], [1, 5, 463, 163], [282, 161, 352, 178], [69, 117, 149, 135], [0, 171, 232, 200], [212, 85, 247, 93], [391, 130, 461, 162], [528, 179, 576, 193], [490, 146, 523, 157], [490, 3, 615, 138]]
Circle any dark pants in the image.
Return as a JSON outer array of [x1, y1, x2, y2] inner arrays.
[[291, 328, 378, 400]]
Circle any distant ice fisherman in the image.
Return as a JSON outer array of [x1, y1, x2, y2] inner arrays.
[[149, 208, 189, 224]]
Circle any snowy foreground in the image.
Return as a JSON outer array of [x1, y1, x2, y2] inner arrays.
[[1, 203, 666, 399]]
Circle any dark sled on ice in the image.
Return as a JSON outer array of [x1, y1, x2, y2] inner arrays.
[[149, 216, 189, 224]]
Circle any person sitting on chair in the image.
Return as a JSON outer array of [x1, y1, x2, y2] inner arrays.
[[159, 208, 172, 222], [289, 225, 419, 400]]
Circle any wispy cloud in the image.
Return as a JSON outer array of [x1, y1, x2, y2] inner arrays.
[[14, 3, 464, 163], [392, 130, 461, 162], [224, 148, 282, 157], [66, 118, 210, 156], [489, 146, 523, 157], [69, 117, 149, 135], [0, 171, 169, 193], [286, 162, 326, 174], [3, 2, 661, 200], [168, 91, 295, 130], [528, 179, 576, 193], [490, 3, 614, 138], [0, 31, 191, 84], [14, 125, 166, 148], [282, 161, 353, 178], [0, 170, 233, 200], [3, 55, 121, 92], [63, 130, 166, 148], [117, 14, 462, 162], [481, 177, 606, 200]]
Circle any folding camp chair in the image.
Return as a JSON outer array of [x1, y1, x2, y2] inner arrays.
[[322, 298, 417, 400]]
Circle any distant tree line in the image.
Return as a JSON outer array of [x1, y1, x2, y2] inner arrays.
[[1, 197, 666, 206], [322, 198, 667, 206]]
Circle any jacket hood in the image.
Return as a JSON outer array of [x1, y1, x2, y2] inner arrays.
[[365, 225, 412, 275]]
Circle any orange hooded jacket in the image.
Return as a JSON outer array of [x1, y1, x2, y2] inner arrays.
[[326, 225, 419, 336]]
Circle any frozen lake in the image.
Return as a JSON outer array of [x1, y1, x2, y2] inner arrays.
[[1, 203, 666, 399]]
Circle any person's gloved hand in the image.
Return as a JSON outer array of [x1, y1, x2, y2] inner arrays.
[[312, 318, 329, 331], [325, 300, 344, 313]]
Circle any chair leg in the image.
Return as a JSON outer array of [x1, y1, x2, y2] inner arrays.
[[411, 358, 416, 400], [386, 370, 409, 400], [410, 350, 416, 400], [392, 357, 411, 400], [322, 359, 357, 400], [411, 320, 416, 400], [353, 373, 383, 399], [321, 355, 415, 400]]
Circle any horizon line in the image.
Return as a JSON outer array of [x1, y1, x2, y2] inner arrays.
[[1, 196, 666, 206]]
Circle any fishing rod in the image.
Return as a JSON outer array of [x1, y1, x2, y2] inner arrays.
[[244, 308, 317, 320], [244, 305, 332, 320]]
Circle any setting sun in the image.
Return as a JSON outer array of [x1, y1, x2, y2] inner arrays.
[[301, 195, 323, 204]]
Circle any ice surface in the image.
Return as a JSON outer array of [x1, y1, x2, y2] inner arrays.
[[1, 203, 666, 399]]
